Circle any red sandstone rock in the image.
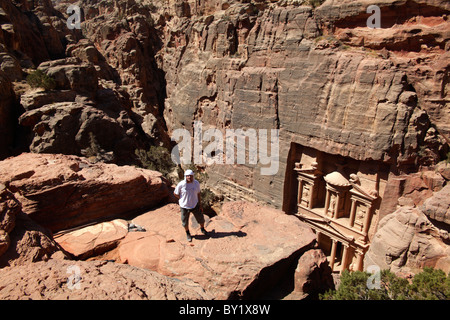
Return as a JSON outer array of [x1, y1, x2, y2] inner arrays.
[[292, 249, 334, 299], [118, 201, 317, 299], [0, 153, 170, 232], [0, 210, 63, 267], [53, 219, 129, 259], [0, 185, 21, 257], [0, 183, 63, 267], [0, 259, 213, 300]]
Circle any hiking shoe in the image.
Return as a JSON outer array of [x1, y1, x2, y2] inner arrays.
[[186, 231, 192, 242], [200, 227, 208, 236]]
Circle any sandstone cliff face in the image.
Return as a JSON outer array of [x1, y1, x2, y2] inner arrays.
[[155, 0, 450, 207]]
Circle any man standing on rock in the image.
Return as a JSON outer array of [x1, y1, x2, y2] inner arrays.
[[174, 169, 208, 242]]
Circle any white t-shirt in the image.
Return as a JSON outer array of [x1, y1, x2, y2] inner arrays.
[[174, 179, 201, 209]]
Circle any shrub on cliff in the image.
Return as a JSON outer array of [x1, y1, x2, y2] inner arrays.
[[26, 69, 56, 91], [135, 146, 176, 177], [320, 267, 449, 300]]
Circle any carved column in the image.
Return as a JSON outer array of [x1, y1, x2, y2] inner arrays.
[[329, 239, 337, 272], [354, 249, 364, 271], [341, 244, 350, 273], [349, 198, 357, 227]]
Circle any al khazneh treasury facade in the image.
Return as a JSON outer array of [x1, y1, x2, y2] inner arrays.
[[285, 143, 389, 273]]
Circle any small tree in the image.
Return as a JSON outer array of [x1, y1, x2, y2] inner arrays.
[[26, 69, 56, 91], [135, 146, 176, 177], [320, 267, 450, 300]]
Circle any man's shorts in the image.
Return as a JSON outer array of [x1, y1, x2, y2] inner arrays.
[[180, 204, 205, 227]]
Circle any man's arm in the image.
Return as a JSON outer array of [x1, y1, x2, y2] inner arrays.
[[173, 183, 180, 200]]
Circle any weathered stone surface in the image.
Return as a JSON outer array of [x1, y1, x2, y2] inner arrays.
[[421, 184, 450, 225], [0, 153, 170, 232], [0, 185, 21, 258], [118, 201, 317, 299], [0, 183, 62, 267], [291, 248, 334, 299], [54, 219, 129, 259], [436, 161, 450, 181], [0, 0, 77, 66], [156, 0, 450, 208], [18, 100, 140, 164], [0, 259, 213, 300], [38, 58, 98, 95], [0, 210, 63, 268], [364, 206, 450, 274]]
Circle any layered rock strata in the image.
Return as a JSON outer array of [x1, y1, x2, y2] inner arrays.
[[0, 153, 170, 232]]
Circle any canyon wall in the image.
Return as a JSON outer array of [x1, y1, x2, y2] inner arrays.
[[0, 0, 449, 210], [156, 0, 450, 210]]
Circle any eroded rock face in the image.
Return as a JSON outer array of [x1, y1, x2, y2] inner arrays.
[[0, 259, 213, 300], [0, 153, 170, 232], [421, 184, 450, 225], [117, 201, 318, 299], [364, 206, 450, 274], [0, 185, 21, 257], [155, 0, 450, 207], [0, 184, 63, 268]]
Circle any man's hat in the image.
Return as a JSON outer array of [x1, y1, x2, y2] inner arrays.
[[184, 169, 194, 176]]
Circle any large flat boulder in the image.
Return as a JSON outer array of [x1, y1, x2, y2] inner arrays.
[[117, 201, 317, 299], [53, 219, 129, 259], [0, 153, 170, 232]]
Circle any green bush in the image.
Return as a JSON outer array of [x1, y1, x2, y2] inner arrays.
[[320, 267, 450, 300], [135, 146, 176, 177], [307, 0, 326, 8], [26, 69, 56, 91]]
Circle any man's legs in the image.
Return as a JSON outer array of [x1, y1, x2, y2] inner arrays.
[[180, 207, 192, 241], [181, 206, 207, 242], [191, 204, 208, 234]]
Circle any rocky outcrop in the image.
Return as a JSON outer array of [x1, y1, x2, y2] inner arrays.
[[0, 153, 170, 232], [364, 206, 450, 274], [0, 185, 21, 257], [0, 259, 213, 299], [421, 184, 450, 224], [116, 201, 320, 299], [0, 184, 63, 267], [292, 248, 334, 299]]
